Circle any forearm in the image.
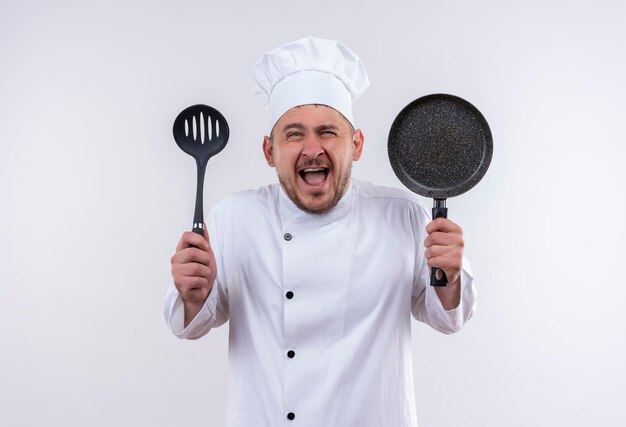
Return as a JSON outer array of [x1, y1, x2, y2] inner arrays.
[[183, 300, 205, 328], [434, 277, 461, 310]]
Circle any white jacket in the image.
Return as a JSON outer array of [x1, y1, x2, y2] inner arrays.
[[164, 178, 476, 426]]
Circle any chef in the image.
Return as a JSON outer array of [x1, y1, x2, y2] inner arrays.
[[165, 37, 476, 426]]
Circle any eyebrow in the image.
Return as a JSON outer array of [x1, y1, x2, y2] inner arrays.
[[315, 124, 340, 132], [281, 123, 306, 134], [280, 123, 341, 134]]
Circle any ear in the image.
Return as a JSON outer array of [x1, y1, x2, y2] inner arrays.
[[263, 136, 275, 167], [352, 129, 364, 161]]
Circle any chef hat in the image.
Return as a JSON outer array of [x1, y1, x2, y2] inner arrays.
[[253, 36, 370, 129]]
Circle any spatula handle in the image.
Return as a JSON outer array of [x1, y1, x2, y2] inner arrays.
[[431, 199, 448, 287], [192, 224, 205, 236], [192, 161, 207, 237]]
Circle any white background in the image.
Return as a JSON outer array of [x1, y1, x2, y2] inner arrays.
[[1, 0, 625, 426]]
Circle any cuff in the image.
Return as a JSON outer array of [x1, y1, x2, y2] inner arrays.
[[164, 285, 215, 339], [426, 256, 476, 333]]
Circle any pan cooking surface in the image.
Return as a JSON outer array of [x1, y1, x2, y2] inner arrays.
[[388, 94, 492, 198]]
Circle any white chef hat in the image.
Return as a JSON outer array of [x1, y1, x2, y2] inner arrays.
[[253, 36, 370, 129]]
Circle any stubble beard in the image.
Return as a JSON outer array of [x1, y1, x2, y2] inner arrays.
[[278, 163, 352, 215]]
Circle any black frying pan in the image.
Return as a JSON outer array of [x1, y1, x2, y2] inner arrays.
[[388, 93, 492, 286]]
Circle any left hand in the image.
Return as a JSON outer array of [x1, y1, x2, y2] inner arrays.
[[424, 217, 464, 286]]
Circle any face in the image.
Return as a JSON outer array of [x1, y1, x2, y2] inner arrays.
[[263, 105, 364, 214]]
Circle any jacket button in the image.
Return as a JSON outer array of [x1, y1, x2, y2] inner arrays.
[[287, 350, 295, 358], [287, 412, 295, 420], [284, 233, 292, 241], [286, 291, 294, 299]]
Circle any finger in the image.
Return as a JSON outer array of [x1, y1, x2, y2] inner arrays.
[[175, 232, 190, 252], [173, 247, 213, 267], [425, 245, 451, 260], [176, 275, 210, 291], [425, 242, 463, 258], [426, 255, 461, 274], [424, 232, 464, 249], [177, 263, 212, 280], [176, 231, 202, 251], [427, 259, 461, 286], [426, 218, 463, 235], [178, 231, 210, 251]]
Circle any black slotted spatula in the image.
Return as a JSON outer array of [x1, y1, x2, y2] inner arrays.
[[173, 104, 229, 236]]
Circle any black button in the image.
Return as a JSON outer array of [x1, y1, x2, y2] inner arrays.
[[286, 291, 294, 299], [287, 412, 295, 420], [284, 233, 292, 241], [287, 350, 295, 358]]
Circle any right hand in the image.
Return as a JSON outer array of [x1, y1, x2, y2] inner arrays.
[[171, 226, 216, 325]]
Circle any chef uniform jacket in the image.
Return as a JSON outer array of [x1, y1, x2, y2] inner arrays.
[[164, 178, 477, 427]]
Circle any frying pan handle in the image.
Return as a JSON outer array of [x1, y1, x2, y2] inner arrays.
[[432, 206, 448, 220], [431, 201, 448, 287]]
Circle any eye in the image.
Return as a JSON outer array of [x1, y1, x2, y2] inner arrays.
[[287, 131, 303, 138], [321, 130, 337, 137]]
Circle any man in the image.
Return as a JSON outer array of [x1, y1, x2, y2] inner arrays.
[[165, 37, 476, 426]]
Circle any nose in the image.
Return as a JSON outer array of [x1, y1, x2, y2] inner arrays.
[[301, 135, 324, 159]]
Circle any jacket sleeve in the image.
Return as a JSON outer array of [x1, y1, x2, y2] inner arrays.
[[410, 203, 477, 334], [163, 212, 230, 340]]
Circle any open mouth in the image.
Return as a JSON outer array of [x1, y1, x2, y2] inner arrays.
[[298, 167, 329, 186]]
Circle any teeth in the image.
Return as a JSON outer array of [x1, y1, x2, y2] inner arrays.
[[302, 168, 326, 173]]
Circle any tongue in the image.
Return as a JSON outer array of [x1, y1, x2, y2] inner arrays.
[[302, 170, 326, 185]]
